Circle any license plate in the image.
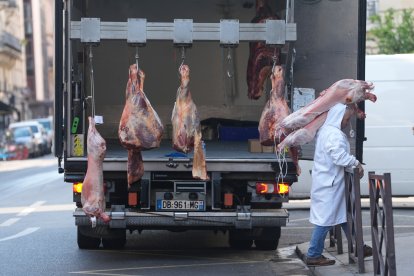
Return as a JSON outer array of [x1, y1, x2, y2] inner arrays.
[[156, 200, 204, 211]]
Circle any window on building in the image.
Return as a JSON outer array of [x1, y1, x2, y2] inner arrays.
[[367, 0, 379, 18]]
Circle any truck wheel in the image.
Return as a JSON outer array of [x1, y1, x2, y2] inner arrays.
[[102, 230, 126, 249], [77, 227, 101, 249], [254, 227, 281, 250], [228, 230, 253, 249]]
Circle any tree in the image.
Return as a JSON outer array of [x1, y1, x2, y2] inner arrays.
[[368, 8, 414, 54]]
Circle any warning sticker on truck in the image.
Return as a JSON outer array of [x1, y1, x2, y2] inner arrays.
[[71, 134, 84, 156]]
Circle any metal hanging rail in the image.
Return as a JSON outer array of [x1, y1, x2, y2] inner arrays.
[[70, 18, 296, 45]]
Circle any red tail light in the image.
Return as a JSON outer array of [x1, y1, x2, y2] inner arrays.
[[256, 182, 289, 195], [256, 182, 275, 194]]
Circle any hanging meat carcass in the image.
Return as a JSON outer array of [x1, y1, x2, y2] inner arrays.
[[258, 65, 301, 175], [81, 116, 111, 223], [119, 64, 164, 187], [258, 65, 290, 146], [246, 0, 280, 100], [279, 79, 376, 132], [171, 64, 208, 180]]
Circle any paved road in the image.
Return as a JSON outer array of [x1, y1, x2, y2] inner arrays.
[[2, 156, 413, 275], [0, 156, 310, 276]]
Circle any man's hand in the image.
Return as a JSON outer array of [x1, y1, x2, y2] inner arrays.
[[356, 162, 364, 179]]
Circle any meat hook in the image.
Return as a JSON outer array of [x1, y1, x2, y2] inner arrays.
[[226, 47, 233, 78], [88, 45, 96, 118], [271, 47, 278, 73], [179, 47, 186, 72], [135, 46, 140, 71]]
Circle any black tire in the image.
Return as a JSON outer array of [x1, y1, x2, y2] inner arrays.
[[102, 230, 126, 249], [77, 227, 101, 249], [228, 230, 253, 249], [254, 227, 281, 250]]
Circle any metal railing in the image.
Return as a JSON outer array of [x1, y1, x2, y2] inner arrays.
[[329, 224, 343, 254], [368, 172, 397, 276], [328, 167, 363, 267], [344, 167, 365, 273]]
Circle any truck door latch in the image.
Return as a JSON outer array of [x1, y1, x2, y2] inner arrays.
[[166, 158, 179, 168], [183, 158, 193, 168]]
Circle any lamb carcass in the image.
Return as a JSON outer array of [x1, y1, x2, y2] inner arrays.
[[119, 65, 164, 187], [258, 65, 290, 146], [81, 116, 110, 223], [247, 0, 280, 100], [171, 64, 208, 180], [277, 103, 367, 150], [258, 65, 301, 175], [280, 79, 376, 132]]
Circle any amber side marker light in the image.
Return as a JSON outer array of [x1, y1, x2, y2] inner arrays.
[[277, 183, 289, 194], [73, 182, 83, 193], [256, 182, 289, 194]]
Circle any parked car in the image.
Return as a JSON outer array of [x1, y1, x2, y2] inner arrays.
[[0, 128, 32, 160], [10, 127, 36, 158], [9, 121, 47, 156], [35, 117, 53, 154]]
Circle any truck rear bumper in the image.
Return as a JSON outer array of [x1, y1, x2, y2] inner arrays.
[[74, 207, 288, 229]]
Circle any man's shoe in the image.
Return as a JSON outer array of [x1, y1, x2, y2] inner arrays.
[[306, 255, 336, 266], [363, 244, 373, 258]]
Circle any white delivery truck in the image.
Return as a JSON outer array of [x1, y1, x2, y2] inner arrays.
[[291, 54, 414, 198]]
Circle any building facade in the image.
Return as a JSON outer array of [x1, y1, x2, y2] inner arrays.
[[0, 0, 28, 134], [23, 0, 54, 118]]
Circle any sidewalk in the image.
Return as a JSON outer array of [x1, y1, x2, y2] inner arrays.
[[295, 233, 412, 276], [286, 198, 414, 275]]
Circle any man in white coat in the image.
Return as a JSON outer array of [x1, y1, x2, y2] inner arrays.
[[306, 103, 365, 266]]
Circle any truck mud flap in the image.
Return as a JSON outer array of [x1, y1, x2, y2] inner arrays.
[[74, 208, 289, 229]]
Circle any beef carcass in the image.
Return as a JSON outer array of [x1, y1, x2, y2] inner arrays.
[[171, 64, 208, 180], [119, 64, 164, 187], [81, 116, 110, 223], [247, 0, 280, 100], [258, 65, 290, 146], [258, 65, 301, 175], [280, 79, 376, 132]]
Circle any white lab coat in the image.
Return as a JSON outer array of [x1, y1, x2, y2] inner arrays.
[[309, 103, 357, 226]]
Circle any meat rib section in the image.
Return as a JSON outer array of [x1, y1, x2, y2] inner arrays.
[[246, 0, 279, 100], [81, 117, 110, 223], [119, 65, 164, 187], [171, 65, 208, 180]]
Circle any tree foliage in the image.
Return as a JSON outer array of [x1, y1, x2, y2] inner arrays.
[[368, 8, 414, 54]]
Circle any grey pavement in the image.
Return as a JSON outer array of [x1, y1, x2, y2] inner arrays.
[[285, 198, 414, 276]]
